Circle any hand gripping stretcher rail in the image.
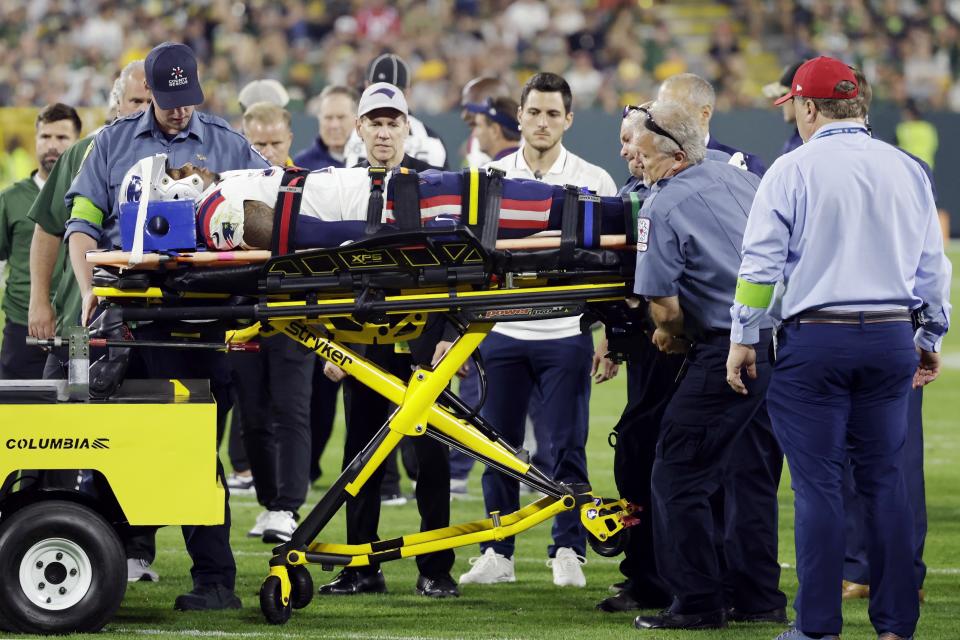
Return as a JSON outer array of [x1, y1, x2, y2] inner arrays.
[[60, 166, 650, 625]]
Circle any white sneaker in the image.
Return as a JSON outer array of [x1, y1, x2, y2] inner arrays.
[[458, 547, 516, 585], [261, 510, 297, 544], [225, 472, 256, 495], [450, 478, 469, 500], [248, 510, 270, 538], [547, 547, 586, 587], [127, 558, 159, 582]]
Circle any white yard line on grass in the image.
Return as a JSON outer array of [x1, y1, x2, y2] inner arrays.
[[941, 351, 960, 370], [113, 629, 521, 640]]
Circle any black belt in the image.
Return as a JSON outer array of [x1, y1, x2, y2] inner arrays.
[[697, 328, 772, 346], [789, 310, 913, 325]]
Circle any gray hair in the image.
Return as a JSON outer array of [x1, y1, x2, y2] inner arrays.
[[640, 101, 707, 164], [806, 80, 860, 120], [660, 73, 716, 111], [108, 60, 144, 116]]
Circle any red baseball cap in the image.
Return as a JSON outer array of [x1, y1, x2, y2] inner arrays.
[[774, 56, 858, 106]]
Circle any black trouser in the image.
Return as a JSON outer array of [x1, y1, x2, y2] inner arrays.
[[0, 319, 47, 379], [229, 333, 315, 516], [612, 337, 683, 602], [227, 407, 249, 474], [135, 324, 236, 590], [341, 342, 453, 580], [40, 336, 160, 564], [309, 368, 340, 482], [651, 332, 783, 614]]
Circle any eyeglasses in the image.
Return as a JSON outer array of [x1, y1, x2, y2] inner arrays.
[[622, 104, 684, 153]]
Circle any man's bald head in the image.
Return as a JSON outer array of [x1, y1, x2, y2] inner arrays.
[[657, 73, 716, 135]]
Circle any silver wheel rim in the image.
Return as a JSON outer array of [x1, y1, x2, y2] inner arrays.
[[18, 537, 93, 611]]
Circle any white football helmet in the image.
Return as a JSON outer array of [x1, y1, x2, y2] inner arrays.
[[119, 154, 206, 206]]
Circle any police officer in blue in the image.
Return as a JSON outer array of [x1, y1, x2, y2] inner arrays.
[[65, 41, 269, 612], [727, 56, 951, 640], [628, 101, 785, 631]]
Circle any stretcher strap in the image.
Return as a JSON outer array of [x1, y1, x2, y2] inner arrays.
[[365, 167, 388, 234], [392, 169, 422, 231], [270, 167, 310, 256], [480, 168, 504, 250], [560, 185, 580, 262], [622, 192, 643, 245], [578, 192, 601, 249]]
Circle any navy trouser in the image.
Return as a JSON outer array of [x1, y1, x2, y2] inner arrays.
[[135, 326, 236, 590], [843, 388, 927, 588], [230, 333, 315, 515], [478, 331, 592, 558], [449, 362, 481, 481], [651, 332, 777, 614], [612, 338, 683, 603], [768, 322, 919, 638], [309, 368, 340, 482]]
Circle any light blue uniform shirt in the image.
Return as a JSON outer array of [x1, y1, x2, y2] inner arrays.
[[65, 108, 268, 248], [634, 159, 771, 336], [731, 122, 952, 350]]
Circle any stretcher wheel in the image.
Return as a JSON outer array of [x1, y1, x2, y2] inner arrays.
[[0, 500, 126, 634], [288, 565, 313, 610], [588, 527, 631, 558], [259, 575, 291, 625]]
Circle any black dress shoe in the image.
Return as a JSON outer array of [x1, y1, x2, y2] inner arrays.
[[634, 608, 727, 630], [318, 568, 387, 595], [609, 579, 629, 594], [728, 606, 789, 624], [173, 584, 242, 611], [416, 574, 460, 598], [597, 590, 672, 613]]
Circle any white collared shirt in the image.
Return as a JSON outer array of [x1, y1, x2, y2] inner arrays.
[[486, 145, 617, 340]]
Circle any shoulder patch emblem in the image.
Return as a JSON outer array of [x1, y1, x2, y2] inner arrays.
[[637, 217, 650, 252]]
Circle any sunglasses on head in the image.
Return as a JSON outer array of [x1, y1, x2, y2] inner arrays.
[[622, 104, 685, 153]]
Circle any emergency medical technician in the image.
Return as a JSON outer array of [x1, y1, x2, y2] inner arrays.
[[727, 56, 951, 640], [64, 41, 268, 612], [458, 72, 616, 590], [594, 107, 679, 613], [629, 101, 784, 631]]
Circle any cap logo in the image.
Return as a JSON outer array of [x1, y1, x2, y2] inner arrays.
[[795, 84, 802, 91], [373, 87, 395, 98], [169, 66, 188, 88]]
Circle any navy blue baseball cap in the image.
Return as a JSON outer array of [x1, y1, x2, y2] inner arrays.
[[145, 42, 205, 109], [464, 98, 519, 130]]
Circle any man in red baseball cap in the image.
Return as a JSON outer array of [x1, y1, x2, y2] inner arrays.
[[773, 56, 860, 145]]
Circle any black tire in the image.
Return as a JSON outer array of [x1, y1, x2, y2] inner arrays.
[[0, 500, 126, 634], [589, 527, 631, 558], [259, 575, 291, 625], [288, 565, 313, 610]]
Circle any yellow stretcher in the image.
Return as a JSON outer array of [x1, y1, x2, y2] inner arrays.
[[85, 227, 643, 625]]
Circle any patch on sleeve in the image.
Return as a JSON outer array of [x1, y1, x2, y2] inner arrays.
[[637, 217, 650, 252]]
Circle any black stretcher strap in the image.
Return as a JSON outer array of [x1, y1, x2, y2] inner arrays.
[[270, 167, 310, 256], [560, 185, 580, 263], [480, 168, 504, 250], [391, 169, 422, 231], [365, 167, 388, 235]]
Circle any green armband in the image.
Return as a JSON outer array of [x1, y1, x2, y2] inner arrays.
[[734, 278, 774, 308], [70, 196, 104, 226]]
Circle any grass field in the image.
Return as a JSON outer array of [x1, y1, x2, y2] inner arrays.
[[0, 246, 958, 639]]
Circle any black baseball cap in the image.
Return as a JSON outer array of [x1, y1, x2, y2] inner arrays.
[[367, 53, 410, 90], [145, 42, 205, 109]]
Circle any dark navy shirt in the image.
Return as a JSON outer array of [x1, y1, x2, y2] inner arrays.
[[293, 136, 345, 170]]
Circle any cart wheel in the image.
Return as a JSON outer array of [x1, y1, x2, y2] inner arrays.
[[0, 500, 126, 634], [288, 565, 313, 610], [259, 575, 292, 625], [588, 527, 631, 558]]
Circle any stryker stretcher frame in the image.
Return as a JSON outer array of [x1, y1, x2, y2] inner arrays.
[[88, 226, 641, 625]]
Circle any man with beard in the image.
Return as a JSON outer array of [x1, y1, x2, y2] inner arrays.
[[0, 103, 80, 379]]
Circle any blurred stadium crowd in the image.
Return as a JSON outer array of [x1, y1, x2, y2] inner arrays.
[[2, 0, 960, 117]]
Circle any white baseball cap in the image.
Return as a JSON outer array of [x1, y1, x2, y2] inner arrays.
[[357, 82, 409, 118], [238, 79, 290, 111]]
